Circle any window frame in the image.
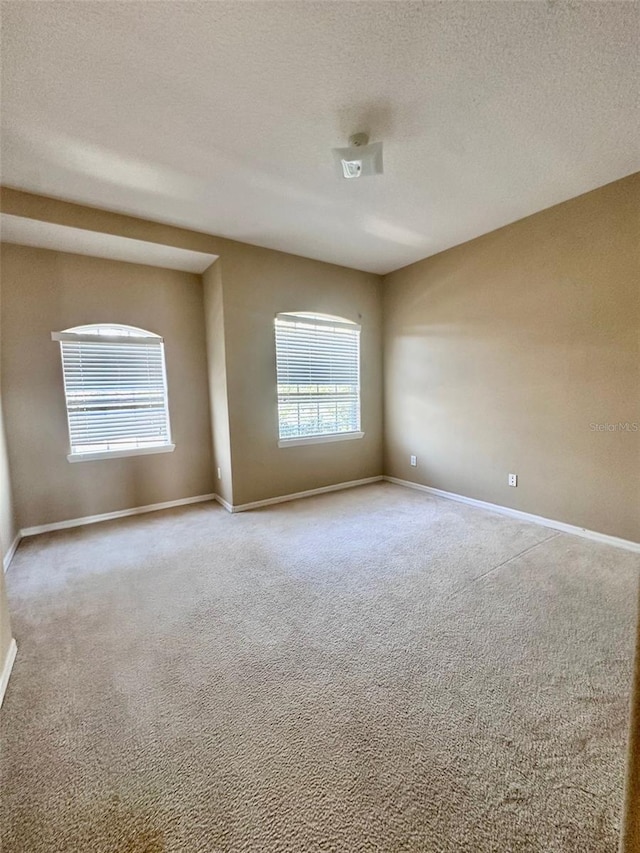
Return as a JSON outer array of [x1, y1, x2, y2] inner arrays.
[[52, 324, 175, 463], [274, 312, 364, 449]]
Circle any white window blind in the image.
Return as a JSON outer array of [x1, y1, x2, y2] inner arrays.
[[275, 312, 361, 443], [52, 324, 174, 461]]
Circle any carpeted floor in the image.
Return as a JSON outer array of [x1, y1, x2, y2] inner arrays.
[[1, 482, 638, 853]]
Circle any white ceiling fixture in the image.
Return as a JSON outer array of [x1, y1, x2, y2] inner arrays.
[[0, 2, 638, 274], [333, 133, 383, 180]]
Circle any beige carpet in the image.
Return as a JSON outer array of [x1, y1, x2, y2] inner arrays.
[[620, 585, 640, 853], [1, 482, 638, 853]]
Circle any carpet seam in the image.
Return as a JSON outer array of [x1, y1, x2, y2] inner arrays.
[[446, 531, 562, 600]]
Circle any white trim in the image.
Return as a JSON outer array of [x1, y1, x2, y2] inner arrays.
[[12, 478, 637, 553], [214, 494, 234, 513], [278, 431, 364, 448], [67, 443, 176, 463], [217, 476, 383, 513], [52, 331, 163, 345], [3, 533, 21, 572], [19, 493, 216, 537], [384, 476, 640, 554], [0, 638, 17, 709]]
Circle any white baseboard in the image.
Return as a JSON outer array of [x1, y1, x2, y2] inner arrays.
[[0, 638, 17, 709], [385, 476, 640, 554], [12, 475, 635, 555], [19, 493, 217, 538], [216, 476, 384, 513], [3, 533, 21, 573], [213, 494, 234, 513]]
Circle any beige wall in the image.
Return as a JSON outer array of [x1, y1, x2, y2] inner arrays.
[[0, 401, 16, 556], [0, 244, 215, 529], [0, 404, 15, 673], [220, 241, 383, 506], [2, 182, 636, 539], [383, 174, 640, 543], [0, 187, 225, 256], [0, 265, 15, 672], [203, 260, 234, 507], [0, 282, 17, 555], [0, 189, 384, 518]]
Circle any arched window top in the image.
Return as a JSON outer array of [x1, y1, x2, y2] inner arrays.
[[276, 312, 360, 332], [53, 323, 163, 344], [57, 323, 161, 341]]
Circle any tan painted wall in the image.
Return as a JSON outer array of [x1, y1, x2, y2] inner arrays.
[[0, 266, 15, 671], [383, 174, 640, 543], [0, 189, 384, 517], [4, 182, 635, 537], [0, 271, 17, 555], [0, 244, 215, 529], [0, 401, 16, 556], [202, 260, 234, 507], [0, 187, 225, 256], [221, 241, 384, 506]]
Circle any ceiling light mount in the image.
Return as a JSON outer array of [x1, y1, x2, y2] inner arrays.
[[333, 132, 383, 180], [348, 132, 369, 148]]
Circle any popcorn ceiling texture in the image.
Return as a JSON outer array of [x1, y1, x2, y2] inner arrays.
[[1, 1, 638, 273], [1, 483, 638, 852]]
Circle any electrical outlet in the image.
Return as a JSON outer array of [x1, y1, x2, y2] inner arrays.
[[217, 467, 222, 480], [508, 473, 517, 487], [410, 455, 417, 467]]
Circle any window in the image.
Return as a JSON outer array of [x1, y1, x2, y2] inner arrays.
[[275, 312, 363, 447], [52, 324, 174, 462]]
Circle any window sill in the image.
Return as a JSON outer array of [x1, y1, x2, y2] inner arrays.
[[67, 444, 176, 463], [278, 431, 364, 448]]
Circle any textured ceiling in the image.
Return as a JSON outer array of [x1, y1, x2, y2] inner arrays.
[[1, 1, 638, 274]]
